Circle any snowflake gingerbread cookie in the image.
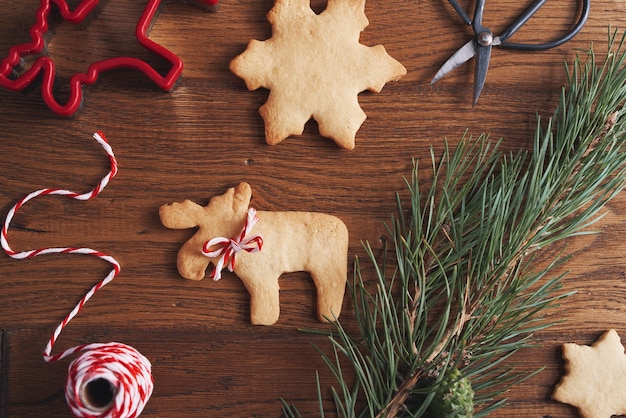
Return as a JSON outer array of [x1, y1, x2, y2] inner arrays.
[[159, 182, 349, 325], [229, 0, 407, 150]]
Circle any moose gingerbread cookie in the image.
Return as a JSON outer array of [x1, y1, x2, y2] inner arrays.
[[229, 0, 407, 150], [160, 182, 349, 325]]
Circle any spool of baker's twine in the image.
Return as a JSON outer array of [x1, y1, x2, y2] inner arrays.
[[1, 132, 154, 418]]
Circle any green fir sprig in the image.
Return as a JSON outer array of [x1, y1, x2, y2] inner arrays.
[[283, 29, 626, 417]]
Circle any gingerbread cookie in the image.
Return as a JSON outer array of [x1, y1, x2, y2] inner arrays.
[[229, 0, 407, 150], [160, 182, 349, 325], [553, 329, 626, 417]]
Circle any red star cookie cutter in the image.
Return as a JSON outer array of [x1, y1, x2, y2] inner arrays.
[[0, 0, 219, 116]]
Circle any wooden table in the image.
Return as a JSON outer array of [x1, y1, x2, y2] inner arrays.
[[1, 0, 625, 416]]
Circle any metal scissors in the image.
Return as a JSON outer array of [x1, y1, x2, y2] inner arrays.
[[431, 0, 590, 105]]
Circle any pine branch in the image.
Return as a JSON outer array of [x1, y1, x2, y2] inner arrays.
[[283, 28, 626, 417]]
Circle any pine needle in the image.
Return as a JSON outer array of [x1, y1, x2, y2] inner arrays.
[[283, 28, 626, 417]]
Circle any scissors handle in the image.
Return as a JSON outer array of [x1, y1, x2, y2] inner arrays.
[[499, 0, 590, 50], [472, 0, 487, 33], [497, 0, 547, 43], [447, 0, 472, 26]]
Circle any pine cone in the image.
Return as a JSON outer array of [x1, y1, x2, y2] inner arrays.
[[428, 368, 474, 417]]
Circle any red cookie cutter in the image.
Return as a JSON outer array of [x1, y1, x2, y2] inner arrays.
[[0, 0, 220, 116]]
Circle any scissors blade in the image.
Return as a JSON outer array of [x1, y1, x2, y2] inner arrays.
[[473, 42, 492, 105], [431, 40, 477, 84]]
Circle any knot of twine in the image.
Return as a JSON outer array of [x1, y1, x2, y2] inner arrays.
[[201, 207, 263, 280], [2, 132, 153, 418]]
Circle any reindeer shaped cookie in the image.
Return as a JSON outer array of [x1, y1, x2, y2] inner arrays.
[[159, 182, 349, 325]]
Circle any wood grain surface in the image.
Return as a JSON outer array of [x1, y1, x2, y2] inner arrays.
[[2, 0, 626, 416]]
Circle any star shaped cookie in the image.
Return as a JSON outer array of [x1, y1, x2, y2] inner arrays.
[[229, 0, 407, 150], [553, 329, 626, 418]]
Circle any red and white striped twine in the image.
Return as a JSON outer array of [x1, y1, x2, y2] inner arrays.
[[202, 207, 263, 280], [1, 132, 153, 418], [65, 342, 153, 418]]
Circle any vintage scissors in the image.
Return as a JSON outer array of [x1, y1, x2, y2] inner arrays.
[[431, 0, 590, 105]]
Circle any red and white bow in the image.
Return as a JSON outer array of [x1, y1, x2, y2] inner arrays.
[[202, 207, 264, 280]]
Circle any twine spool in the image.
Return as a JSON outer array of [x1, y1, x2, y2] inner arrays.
[[1, 132, 154, 417], [65, 342, 153, 418]]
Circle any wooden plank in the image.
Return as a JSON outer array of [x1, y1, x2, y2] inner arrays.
[[1, 328, 5, 418], [1, 0, 626, 416], [1, 327, 346, 417]]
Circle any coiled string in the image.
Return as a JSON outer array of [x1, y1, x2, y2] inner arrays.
[[65, 342, 153, 418], [1, 132, 154, 417]]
